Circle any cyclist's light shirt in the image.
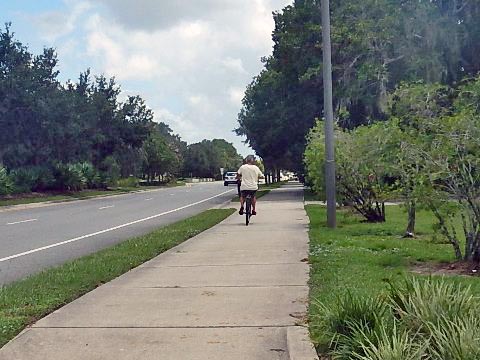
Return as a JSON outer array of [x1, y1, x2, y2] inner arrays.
[[238, 164, 263, 191]]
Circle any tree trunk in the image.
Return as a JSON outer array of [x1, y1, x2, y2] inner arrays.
[[432, 206, 462, 261], [277, 169, 281, 182], [404, 200, 416, 238]]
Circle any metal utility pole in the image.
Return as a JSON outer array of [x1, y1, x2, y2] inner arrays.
[[321, 0, 336, 228]]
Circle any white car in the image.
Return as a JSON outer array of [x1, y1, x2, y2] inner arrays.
[[223, 171, 238, 186]]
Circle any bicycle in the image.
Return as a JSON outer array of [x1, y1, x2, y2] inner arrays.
[[244, 192, 253, 226]]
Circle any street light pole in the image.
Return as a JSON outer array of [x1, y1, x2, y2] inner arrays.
[[321, 0, 336, 228]]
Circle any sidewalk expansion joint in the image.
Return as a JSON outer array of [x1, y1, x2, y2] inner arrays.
[[206, 229, 307, 233], [142, 262, 305, 268], [129, 285, 307, 289], [33, 325, 294, 329]]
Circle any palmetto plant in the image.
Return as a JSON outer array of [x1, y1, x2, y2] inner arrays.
[[317, 277, 480, 360], [388, 277, 477, 334], [312, 291, 387, 358], [351, 323, 428, 360], [0, 166, 13, 195], [428, 316, 480, 360]]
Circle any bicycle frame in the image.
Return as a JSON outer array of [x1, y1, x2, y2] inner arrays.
[[245, 193, 253, 226]]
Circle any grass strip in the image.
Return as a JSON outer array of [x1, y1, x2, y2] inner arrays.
[[306, 204, 480, 355], [0, 208, 235, 347], [0, 183, 184, 207]]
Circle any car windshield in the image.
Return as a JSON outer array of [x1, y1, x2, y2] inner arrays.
[[226, 172, 236, 176]]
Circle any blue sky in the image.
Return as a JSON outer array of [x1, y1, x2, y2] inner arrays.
[[0, 0, 291, 155]]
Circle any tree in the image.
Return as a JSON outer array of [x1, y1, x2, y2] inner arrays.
[[142, 132, 176, 183], [383, 82, 453, 237], [305, 120, 391, 222], [183, 139, 242, 179], [410, 77, 480, 262]]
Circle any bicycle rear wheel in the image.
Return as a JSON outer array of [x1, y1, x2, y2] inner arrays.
[[245, 197, 251, 226]]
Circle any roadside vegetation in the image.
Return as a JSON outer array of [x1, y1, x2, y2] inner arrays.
[[0, 208, 235, 348], [307, 205, 480, 359]]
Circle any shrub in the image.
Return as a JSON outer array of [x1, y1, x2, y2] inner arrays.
[[428, 316, 480, 360], [317, 278, 480, 359], [78, 162, 102, 189], [313, 292, 387, 358], [352, 323, 427, 360], [100, 156, 121, 187], [0, 166, 13, 195], [10, 167, 37, 193], [10, 166, 55, 193], [53, 163, 86, 191], [304, 120, 393, 222], [32, 166, 56, 191], [116, 177, 140, 188], [388, 277, 477, 334]]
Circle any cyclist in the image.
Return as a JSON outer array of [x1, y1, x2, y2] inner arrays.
[[237, 155, 264, 216], [236, 158, 246, 198]]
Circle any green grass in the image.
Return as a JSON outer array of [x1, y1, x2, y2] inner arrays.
[[306, 204, 480, 355], [0, 208, 235, 348]]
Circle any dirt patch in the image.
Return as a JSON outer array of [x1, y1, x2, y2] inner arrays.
[[412, 261, 480, 277]]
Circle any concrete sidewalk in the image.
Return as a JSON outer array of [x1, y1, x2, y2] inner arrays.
[[0, 184, 316, 360]]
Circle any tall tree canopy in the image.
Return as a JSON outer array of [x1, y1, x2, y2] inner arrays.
[[183, 139, 243, 179], [236, 0, 480, 172]]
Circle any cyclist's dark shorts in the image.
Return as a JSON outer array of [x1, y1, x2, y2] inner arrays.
[[241, 190, 257, 197]]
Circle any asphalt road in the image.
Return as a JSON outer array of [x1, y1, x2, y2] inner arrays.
[[0, 183, 236, 285]]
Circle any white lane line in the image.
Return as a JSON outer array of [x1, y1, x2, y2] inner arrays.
[[0, 189, 234, 263], [99, 205, 115, 210], [145, 198, 153, 201], [6, 219, 38, 226]]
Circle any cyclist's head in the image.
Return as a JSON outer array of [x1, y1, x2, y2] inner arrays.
[[246, 155, 256, 164]]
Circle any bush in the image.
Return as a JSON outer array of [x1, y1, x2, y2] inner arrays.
[[78, 162, 102, 189], [32, 166, 56, 191], [10, 167, 37, 193], [352, 323, 427, 360], [304, 120, 393, 222], [100, 156, 121, 187], [388, 277, 477, 334], [318, 277, 480, 360], [53, 163, 86, 191], [313, 292, 387, 358], [117, 177, 140, 188], [0, 166, 13, 195], [428, 316, 480, 360]]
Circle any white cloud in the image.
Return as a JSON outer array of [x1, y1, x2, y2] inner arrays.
[[95, 0, 245, 31], [220, 57, 248, 74], [85, 15, 169, 80], [228, 87, 245, 105], [32, 1, 91, 41]]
